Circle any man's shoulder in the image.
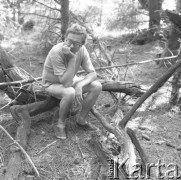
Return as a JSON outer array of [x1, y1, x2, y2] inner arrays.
[[51, 42, 64, 51]]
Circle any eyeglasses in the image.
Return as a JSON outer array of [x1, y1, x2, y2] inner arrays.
[[66, 39, 82, 48]]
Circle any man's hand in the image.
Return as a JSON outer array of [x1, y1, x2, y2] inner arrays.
[[62, 45, 76, 60], [75, 84, 83, 104]]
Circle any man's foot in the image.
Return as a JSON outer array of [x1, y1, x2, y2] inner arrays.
[[54, 125, 66, 140], [76, 121, 98, 131]]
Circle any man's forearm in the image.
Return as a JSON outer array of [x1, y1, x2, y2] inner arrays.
[[58, 60, 75, 87], [77, 72, 97, 88]]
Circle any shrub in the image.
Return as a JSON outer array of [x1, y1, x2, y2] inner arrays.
[[23, 20, 35, 31]]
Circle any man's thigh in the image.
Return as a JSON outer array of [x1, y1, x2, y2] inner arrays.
[[72, 76, 84, 87], [44, 84, 69, 99], [73, 76, 100, 94], [72, 76, 91, 93]]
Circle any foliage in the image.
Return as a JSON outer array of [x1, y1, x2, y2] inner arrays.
[[106, 0, 145, 31], [0, 2, 20, 40], [73, 5, 101, 26], [23, 20, 35, 31]]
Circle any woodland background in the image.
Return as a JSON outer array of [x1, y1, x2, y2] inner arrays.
[[1, 0, 181, 180]]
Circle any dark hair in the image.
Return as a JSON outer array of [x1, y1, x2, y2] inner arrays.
[[65, 24, 87, 45]]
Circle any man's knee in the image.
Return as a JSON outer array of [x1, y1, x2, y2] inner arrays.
[[63, 87, 75, 100], [90, 81, 102, 94]]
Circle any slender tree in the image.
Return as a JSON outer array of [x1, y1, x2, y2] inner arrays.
[[56, 0, 69, 41], [138, 0, 163, 41], [147, 0, 163, 40], [176, 0, 181, 12]]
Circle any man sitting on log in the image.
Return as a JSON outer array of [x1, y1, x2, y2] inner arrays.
[[42, 24, 102, 139]]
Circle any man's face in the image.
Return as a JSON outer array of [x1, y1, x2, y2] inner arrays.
[[65, 33, 83, 53]]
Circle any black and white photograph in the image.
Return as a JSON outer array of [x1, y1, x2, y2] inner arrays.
[[0, 0, 180, 179]]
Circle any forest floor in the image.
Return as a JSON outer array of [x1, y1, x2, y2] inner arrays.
[[0, 29, 181, 180]]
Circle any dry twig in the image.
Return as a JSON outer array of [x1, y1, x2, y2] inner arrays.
[[0, 125, 40, 177], [36, 140, 57, 155]]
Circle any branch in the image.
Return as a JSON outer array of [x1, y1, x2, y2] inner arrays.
[[127, 128, 148, 171], [91, 107, 137, 174], [91, 107, 114, 133], [0, 55, 178, 88], [119, 59, 181, 128], [93, 55, 178, 71], [0, 125, 40, 177], [20, 12, 61, 21], [54, 0, 62, 5], [34, 0, 61, 12]]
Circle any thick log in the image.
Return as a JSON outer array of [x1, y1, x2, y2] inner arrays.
[[101, 80, 144, 97], [4, 152, 22, 180], [91, 107, 137, 176], [4, 103, 32, 179], [87, 134, 126, 180], [0, 78, 144, 104]]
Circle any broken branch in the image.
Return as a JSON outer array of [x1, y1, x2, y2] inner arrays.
[[0, 125, 40, 177], [119, 59, 181, 128]]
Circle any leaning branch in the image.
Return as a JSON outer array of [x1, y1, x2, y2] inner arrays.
[[34, 0, 61, 12], [119, 59, 181, 128], [20, 12, 61, 21]]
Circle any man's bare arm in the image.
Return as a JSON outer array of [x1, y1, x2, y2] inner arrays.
[[74, 72, 97, 104], [76, 72, 97, 88], [58, 56, 76, 87]]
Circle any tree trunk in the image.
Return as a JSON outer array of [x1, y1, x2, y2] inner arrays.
[[159, 10, 181, 67], [138, 0, 149, 9], [147, 0, 162, 41], [170, 68, 181, 106], [60, 0, 69, 41], [176, 0, 181, 12]]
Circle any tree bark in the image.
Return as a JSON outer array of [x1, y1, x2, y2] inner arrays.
[[60, 0, 69, 41], [138, 0, 149, 10], [147, 0, 162, 41], [170, 68, 181, 106], [176, 0, 181, 12], [159, 10, 181, 67]]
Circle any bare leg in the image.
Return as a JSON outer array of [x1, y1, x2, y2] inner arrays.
[[45, 84, 75, 139], [77, 81, 102, 124]]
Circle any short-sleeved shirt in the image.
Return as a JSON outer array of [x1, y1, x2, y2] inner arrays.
[[42, 42, 95, 84]]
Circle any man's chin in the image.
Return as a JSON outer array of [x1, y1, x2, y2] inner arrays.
[[71, 49, 76, 54]]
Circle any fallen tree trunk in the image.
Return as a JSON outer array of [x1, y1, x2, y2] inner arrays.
[[91, 107, 137, 177]]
